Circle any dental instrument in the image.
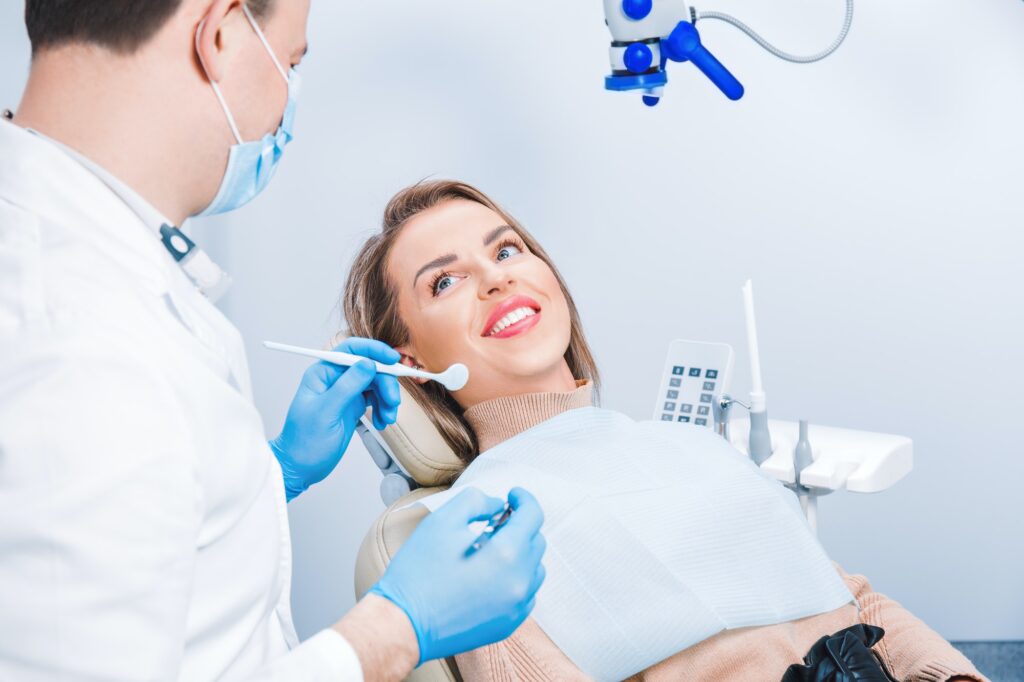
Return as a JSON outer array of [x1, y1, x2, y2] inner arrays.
[[465, 503, 513, 558], [602, 0, 854, 104], [713, 393, 747, 442], [264, 341, 470, 391], [790, 419, 826, 533], [356, 421, 418, 505], [793, 419, 814, 480], [743, 280, 773, 466]]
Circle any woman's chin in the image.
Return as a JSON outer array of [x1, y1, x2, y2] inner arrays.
[[488, 352, 573, 386], [469, 323, 573, 387]]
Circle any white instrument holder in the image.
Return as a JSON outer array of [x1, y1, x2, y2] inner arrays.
[[725, 417, 913, 494]]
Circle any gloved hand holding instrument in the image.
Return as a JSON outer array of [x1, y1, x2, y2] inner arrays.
[[270, 337, 402, 501], [371, 487, 547, 664]]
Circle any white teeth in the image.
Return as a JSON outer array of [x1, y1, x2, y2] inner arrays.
[[488, 307, 537, 336]]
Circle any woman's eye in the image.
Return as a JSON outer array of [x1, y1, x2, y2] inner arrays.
[[496, 244, 522, 262], [433, 275, 456, 295]]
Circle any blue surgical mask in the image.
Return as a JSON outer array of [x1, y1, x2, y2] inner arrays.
[[195, 4, 300, 217]]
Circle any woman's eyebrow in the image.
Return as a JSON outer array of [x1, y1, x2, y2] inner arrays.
[[413, 253, 457, 287], [483, 225, 513, 246], [411, 226, 514, 287]]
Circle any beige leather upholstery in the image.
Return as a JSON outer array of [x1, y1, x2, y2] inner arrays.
[[372, 385, 464, 487], [354, 486, 436, 599], [355, 385, 466, 681]]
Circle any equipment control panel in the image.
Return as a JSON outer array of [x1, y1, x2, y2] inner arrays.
[[653, 340, 734, 428]]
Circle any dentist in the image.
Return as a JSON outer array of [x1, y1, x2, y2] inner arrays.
[[0, 1, 546, 680]]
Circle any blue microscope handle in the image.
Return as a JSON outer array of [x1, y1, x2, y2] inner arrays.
[[689, 44, 744, 100], [664, 22, 745, 101]]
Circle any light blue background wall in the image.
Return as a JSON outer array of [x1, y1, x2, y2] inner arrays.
[[2, 1, 1021, 642]]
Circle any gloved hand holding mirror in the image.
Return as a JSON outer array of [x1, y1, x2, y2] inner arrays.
[[270, 337, 402, 501]]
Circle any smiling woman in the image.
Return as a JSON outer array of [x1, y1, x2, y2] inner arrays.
[[340, 181, 986, 682], [341, 180, 600, 463]]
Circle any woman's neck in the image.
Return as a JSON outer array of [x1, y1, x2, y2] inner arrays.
[[455, 360, 578, 410], [463, 380, 594, 453]]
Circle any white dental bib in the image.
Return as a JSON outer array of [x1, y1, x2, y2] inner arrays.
[[417, 407, 854, 681]]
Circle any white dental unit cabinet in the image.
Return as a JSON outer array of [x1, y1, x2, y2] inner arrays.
[[651, 282, 912, 532]]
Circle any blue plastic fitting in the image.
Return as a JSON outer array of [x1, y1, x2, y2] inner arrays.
[[623, 42, 654, 74], [642, 95, 660, 107], [604, 70, 667, 92], [662, 21, 745, 100], [621, 0, 653, 21]]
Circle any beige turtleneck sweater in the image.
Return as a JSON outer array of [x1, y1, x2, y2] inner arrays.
[[455, 382, 985, 682]]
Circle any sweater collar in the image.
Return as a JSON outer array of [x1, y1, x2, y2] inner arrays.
[[463, 380, 594, 453]]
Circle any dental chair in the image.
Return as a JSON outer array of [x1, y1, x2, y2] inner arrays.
[[353, 386, 468, 682]]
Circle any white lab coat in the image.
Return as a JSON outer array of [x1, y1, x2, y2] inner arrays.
[[0, 121, 362, 680]]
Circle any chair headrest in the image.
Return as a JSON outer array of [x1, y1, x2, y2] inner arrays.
[[332, 334, 464, 486], [374, 384, 465, 487]]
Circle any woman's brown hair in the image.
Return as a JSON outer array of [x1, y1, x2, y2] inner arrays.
[[341, 180, 600, 464]]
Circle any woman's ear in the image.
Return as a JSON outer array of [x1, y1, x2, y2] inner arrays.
[[395, 346, 429, 385]]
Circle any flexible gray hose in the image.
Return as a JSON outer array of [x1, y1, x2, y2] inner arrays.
[[697, 0, 854, 64]]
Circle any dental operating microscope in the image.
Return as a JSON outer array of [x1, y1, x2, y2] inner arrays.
[[602, 0, 854, 105]]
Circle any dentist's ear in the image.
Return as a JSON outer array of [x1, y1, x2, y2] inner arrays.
[[395, 348, 428, 385], [194, 0, 250, 83]]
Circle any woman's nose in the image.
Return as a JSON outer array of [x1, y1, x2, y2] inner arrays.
[[478, 260, 515, 297]]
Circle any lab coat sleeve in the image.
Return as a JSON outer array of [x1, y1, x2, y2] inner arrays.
[[246, 629, 363, 681], [0, 333, 202, 681]]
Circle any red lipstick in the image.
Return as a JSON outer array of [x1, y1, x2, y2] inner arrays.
[[481, 295, 542, 339]]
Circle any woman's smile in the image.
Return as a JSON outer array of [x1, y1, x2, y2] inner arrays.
[[482, 295, 543, 339], [382, 194, 579, 408]]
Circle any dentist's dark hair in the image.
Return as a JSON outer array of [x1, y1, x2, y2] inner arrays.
[[341, 180, 601, 465], [25, 0, 275, 55]]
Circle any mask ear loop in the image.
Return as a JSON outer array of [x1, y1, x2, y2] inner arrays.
[[195, 18, 245, 145], [242, 4, 290, 82]]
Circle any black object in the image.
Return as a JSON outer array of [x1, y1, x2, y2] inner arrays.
[[782, 624, 898, 682]]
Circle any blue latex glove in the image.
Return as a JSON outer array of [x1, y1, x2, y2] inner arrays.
[[270, 337, 401, 501], [369, 487, 547, 665]]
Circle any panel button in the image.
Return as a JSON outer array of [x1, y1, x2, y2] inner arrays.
[[669, 378, 682, 387], [666, 390, 679, 399], [672, 366, 685, 375], [661, 413, 673, 421], [689, 368, 701, 377], [680, 404, 693, 413], [706, 369, 718, 379], [698, 406, 710, 416], [664, 401, 676, 411], [677, 416, 691, 423], [699, 394, 713, 403], [695, 418, 707, 426]]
